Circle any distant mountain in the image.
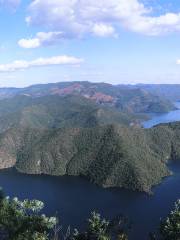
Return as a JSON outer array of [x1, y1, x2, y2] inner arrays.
[[135, 84, 180, 102], [0, 81, 175, 114], [0, 95, 143, 133]]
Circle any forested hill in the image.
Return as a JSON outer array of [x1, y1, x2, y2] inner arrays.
[[136, 84, 180, 102], [0, 81, 175, 114], [0, 120, 179, 193], [0, 95, 144, 133]]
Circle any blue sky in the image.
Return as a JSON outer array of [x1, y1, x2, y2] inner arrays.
[[0, 0, 180, 87]]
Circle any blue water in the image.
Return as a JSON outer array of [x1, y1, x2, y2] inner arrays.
[[0, 164, 179, 240], [143, 102, 180, 128], [0, 105, 179, 239]]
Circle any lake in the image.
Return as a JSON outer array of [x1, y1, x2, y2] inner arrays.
[[0, 164, 180, 239], [143, 102, 180, 128], [0, 104, 180, 239]]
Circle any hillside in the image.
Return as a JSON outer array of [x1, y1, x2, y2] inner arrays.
[[0, 82, 174, 114], [0, 120, 179, 192], [0, 95, 144, 133], [136, 84, 180, 102]]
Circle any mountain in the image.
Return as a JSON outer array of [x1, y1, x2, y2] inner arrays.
[[0, 81, 175, 114], [0, 95, 144, 133], [134, 84, 180, 102], [0, 121, 179, 192]]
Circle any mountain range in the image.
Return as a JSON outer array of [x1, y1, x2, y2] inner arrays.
[[0, 82, 179, 192], [0, 81, 175, 114]]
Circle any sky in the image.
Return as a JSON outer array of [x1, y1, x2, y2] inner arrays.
[[0, 0, 180, 87]]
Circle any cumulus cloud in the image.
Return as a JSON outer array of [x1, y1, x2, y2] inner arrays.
[[18, 31, 64, 48], [25, 1, 180, 39], [92, 23, 116, 37], [0, 55, 84, 72], [19, 24, 117, 49], [18, 0, 180, 48]]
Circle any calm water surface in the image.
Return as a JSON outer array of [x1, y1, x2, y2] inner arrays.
[[143, 102, 180, 128], [0, 104, 180, 240]]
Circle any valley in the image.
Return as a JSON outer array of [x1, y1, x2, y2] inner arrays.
[[0, 82, 179, 239]]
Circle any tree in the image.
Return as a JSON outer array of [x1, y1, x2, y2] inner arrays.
[[72, 212, 128, 240], [160, 200, 180, 240], [0, 193, 57, 240], [0, 190, 129, 240]]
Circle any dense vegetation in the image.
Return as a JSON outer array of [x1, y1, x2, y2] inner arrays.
[[0, 95, 144, 133], [149, 200, 180, 240], [159, 200, 180, 240], [0, 190, 57, 240], [0, 118, 179, 192]]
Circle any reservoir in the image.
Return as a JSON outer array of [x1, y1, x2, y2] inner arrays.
[[143, 102, 180, 128]]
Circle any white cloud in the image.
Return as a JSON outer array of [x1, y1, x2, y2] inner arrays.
[[19, 24, 117, 49], [176, 59, 180, 65], [18, 31, 64, 48], [18, 38, 40, 49], [0, 55, 84, 72], [92, 23, 116, 37], [19, 0, 180, 48]]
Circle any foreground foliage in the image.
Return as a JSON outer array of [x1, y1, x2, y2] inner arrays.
[[0, 192, 128, 240], [160, 200, 180, 240], [0, 189, 179, 240], [72, 212, 129, 240], [0, 191, 57, 240]]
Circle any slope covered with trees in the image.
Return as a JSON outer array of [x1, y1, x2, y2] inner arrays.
[[0, 121, 179, 192], [0, 95, 144, 133]]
